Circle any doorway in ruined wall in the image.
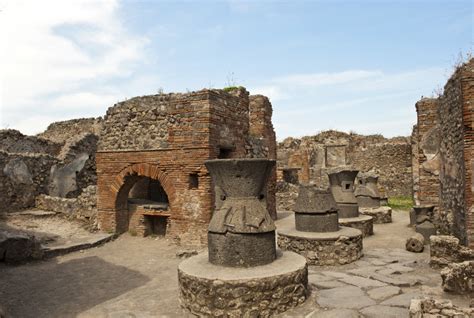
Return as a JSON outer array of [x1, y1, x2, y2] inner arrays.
[[114, 166, 173, 237]]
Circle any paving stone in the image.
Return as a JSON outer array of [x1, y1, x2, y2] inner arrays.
[[309, 274, 335, 283], [307, 308, 360, 318], [321, 271, 352, 279], [360, 305, 409, 318], [313, 280, 348, 289], [367, 286, 401, 300], [339, 275, 387, 288], [369, 259, 387, 266], [353, 260, 372, 267], [317, 286, 376, 309], [369, 273, 412, 287], [347, 266, 382, 278], [381, 293, 421, 308]]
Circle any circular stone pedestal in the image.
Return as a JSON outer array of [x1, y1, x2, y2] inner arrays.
[[277, 226, 363, 266], [360, 206, 392, 224], [339, 215, 374, 237], [178, 251, 308, 317]]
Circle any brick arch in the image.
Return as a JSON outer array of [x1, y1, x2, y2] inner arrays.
[[111, 163, 176, 233]]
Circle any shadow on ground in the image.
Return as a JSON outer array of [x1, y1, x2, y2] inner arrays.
[[0, 256, 149, 318]]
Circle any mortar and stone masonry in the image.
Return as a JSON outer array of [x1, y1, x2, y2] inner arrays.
[[277, 185, 363, 266], [178, 159, 308, 317]]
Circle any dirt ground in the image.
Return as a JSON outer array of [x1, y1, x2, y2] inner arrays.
[[0, 210, 471, 317]]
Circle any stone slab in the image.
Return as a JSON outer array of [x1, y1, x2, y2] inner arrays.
[[317, 286, 376, 309], [360, 305, 409, 318], [277, 225, 362, 240], [339, 275, 387, 288], [367, 286, 401, 300], [313, 280, 348, 289], [381, 293, 421, 308], [307, 308, 360, 318]]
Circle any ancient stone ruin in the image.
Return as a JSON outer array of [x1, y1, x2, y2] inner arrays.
[[277, 185, 363, 265], [95, 88, 276, 246], [328, 167, 374, 237], [178, 158, 308, 317]]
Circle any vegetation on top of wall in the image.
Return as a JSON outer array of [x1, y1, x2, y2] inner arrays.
[[388, 196, 413, 210], [222, 86, 243, 92]]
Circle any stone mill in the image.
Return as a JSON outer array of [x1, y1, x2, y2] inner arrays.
[[355, 172, 393, 224], [177, 158, 308, 316]]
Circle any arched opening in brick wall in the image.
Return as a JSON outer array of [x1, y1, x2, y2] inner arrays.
[[112, 164, 175, 236]]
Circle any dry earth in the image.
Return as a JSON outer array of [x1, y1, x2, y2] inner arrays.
[[0, 210, 471, 317]]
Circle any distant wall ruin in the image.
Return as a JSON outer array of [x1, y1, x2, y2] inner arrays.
[[277, 131, 412, 197]]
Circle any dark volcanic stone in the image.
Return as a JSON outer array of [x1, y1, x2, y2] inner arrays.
[[208, 231, 276, 267], [295, 212, 339, 232]]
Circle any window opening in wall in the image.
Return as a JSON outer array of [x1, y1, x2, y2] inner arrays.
[[145, 215, 168, 236], [342, 181, 353, 192], [189, 173, 199, 189], [218, 147, 233, 159]]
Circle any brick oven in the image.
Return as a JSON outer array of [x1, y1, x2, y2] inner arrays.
[[95, 88, 276, 246]]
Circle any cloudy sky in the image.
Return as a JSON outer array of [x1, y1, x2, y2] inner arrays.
[[0, 0, 471, 139]]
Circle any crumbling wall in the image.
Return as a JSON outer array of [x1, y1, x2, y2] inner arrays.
[[37, 117, 102, 144], [0, 151, 58, 211], [411, 125, 420, 205], [0, 130, 61, 156], [277, 131, 412, 197]]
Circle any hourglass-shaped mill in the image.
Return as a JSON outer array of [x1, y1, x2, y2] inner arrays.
[[355, 172, 393, 224], [278, 185, 363, 265], [178, 159, 308, 317], [328, 168, 374, 237]]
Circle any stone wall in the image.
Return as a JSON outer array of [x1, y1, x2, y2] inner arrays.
[[96, 88, 277, 246], [0, 130, 61, 156], [35, 185, 98, 229], [277, 131, 412, 197], [414, 59, 474, 247], [411, 125, 420, 205], [0, 151, 58, 211], [409, 298, 473, 317], [37, 117, 102, 144]]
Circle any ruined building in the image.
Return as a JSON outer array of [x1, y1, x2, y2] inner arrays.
[[95, 88, 276, 246], [413, 58, 474, 248]]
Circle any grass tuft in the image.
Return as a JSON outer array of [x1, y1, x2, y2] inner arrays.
[[388, 196, 413, 210]]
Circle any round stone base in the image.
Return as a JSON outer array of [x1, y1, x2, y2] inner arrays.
[[277, 226, 363, 266], [178, 251, 308, 317], [360, 206, 392, 224], [339, 215, 374, 237]]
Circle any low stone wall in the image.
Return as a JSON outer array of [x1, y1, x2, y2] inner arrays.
[[35, 186, 98, 229], [441, 261, 473, 294], [277, 230, 363, 266], [360, 206, 392, 224], [339, 215, 374, 237], [409, 298, 473, 317], [178, 252, 308, 317], [429, 235, 474, 268]]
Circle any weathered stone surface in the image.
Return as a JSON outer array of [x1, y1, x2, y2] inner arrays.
[[307, 308, 360, 318], [0, 230, 43, 263], [415, 221, 437, 242], [316, 286, 376, 309], [339, 215, 374, 237], [206, 158, 276, 267], [328, 168, 359, 218], [440, 260, 474, 294], [312, 280, 348, 289], [381, 293, 421, 308], [367, 286, 401, 300], [409, 298, 474, 318], [360, 305, 408, 318], [339, 275, 387, 288], [178, 252, 308, 317], [406, 233, 425, 252], [277, 226, 363, 266], [430, 235, 474, 268], [360, 206, 392, 224]]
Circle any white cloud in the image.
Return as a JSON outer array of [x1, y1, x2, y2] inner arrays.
[[261, 67, 447, 140], [0, 0, 151, 134]]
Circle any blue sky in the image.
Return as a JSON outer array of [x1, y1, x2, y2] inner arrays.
[[0, 0, 472, 139]]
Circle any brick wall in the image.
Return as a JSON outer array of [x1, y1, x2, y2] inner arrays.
[[96, 88, 277, 246]]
